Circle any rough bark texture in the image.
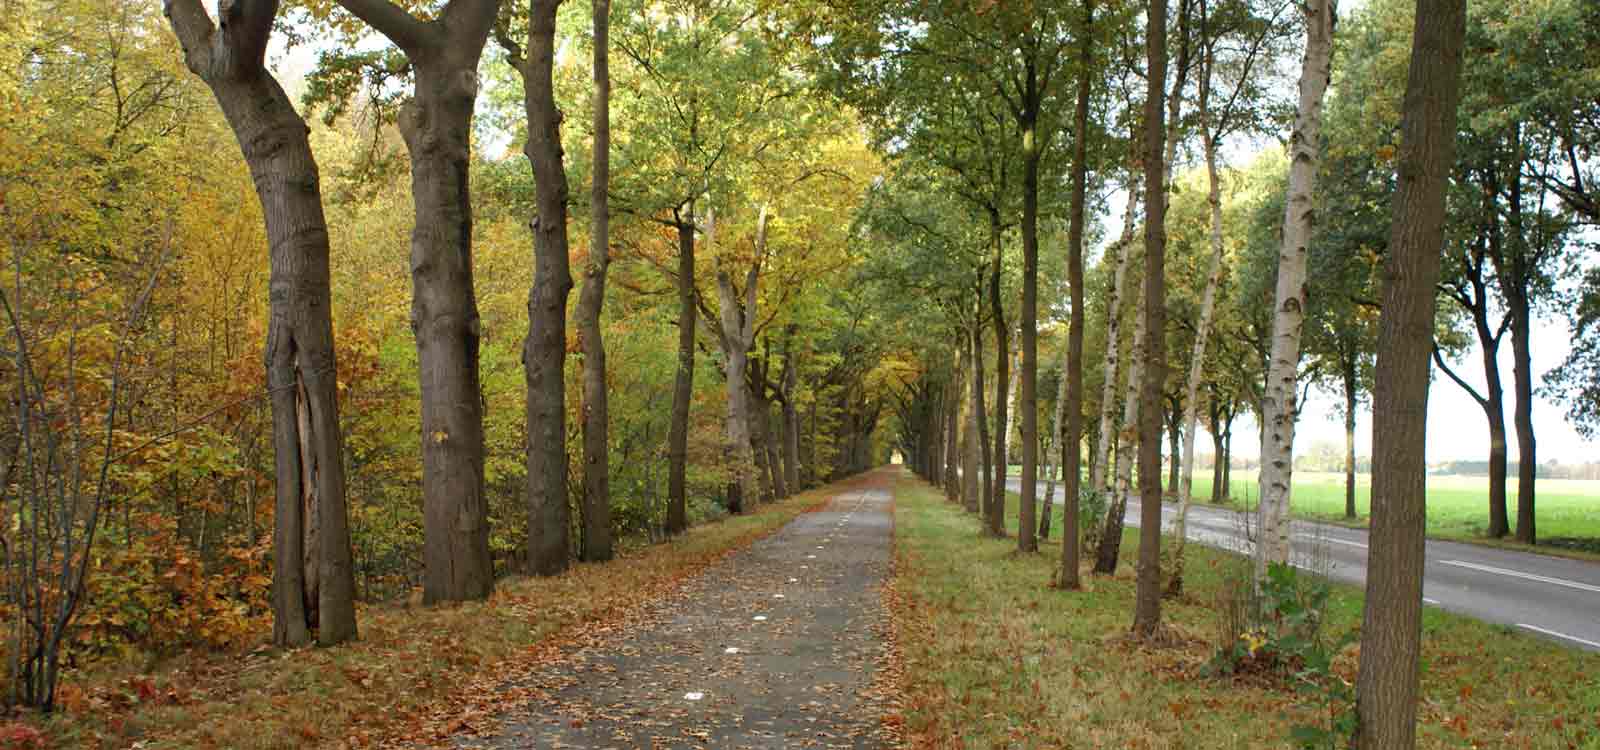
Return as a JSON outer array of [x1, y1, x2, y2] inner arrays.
[[1257, 0, 1334, 578], [1056, 0, 1093, 591], [521, 0, 574, 577], [1131, 0, 1168, 637], [164, 0, 356, 646], [1092, 189, 1139, 494], [1354, 0, 1465, 744], [666, 215, 695, 534], [575, 0, 613, 562], [334, 0, 499, 601]]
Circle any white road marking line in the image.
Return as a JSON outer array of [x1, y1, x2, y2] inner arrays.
[[772, 593, 785, 599], [1423, 597, 1440, 605], [788, 577, 799, 583], [724, 647, 740, 654], [1516, 623, 1600, 650], [684, 691, 704, 700], [752, 615, 767, 621], [1293, 533, 1368, 549], [1440, 560, 1600, 594]]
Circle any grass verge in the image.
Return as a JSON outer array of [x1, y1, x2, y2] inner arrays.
[[35, 480, 850, 749], [891, 470, 1600, 749]]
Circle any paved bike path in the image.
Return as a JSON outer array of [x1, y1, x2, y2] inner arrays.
[[457, 474, 897, 749]]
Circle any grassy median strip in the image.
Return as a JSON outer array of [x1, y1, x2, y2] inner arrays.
[[40, 483, 845, 749], [890, 472, 1600, 749]]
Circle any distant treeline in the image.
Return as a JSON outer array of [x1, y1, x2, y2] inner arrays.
[[1429, 461, 1600, 481]]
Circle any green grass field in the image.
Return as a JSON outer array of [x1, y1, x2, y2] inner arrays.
[[1005, 462, 1600, 550], [1189, 472, 1600, 549]]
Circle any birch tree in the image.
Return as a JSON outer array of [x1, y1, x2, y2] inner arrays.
[[1256, 0, 1334, 576]]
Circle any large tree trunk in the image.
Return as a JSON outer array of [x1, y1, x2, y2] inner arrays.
[[1131, 0, 1169, 637], [1256, 0, 1334, 578], [1354, 0, 1465, 744], [521, 0, 574, 578], [714, 209, 764, 513], [1169, 93, 1229, 595], [1095, 293, 1145, 575], [988, 231, 1008, 538], [1056, 0, 1093, 591], [666, 215, 696, 534], [575, 0, 613, 562], [164, 0, 356, 646], [1092, 187, 1139, 494], [334, 0, 499, 601]]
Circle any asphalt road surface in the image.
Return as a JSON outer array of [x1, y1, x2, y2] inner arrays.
[[1008, 477, 1600, 652]]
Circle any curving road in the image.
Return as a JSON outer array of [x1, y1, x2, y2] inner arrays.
[[1009, 478, 1600, 652]]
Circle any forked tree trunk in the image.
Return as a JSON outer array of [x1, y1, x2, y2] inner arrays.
[[1092, 187, 1139, 494], [1132, 0, 1170, 638], [714, 209, 764, 513], [1355, 0, 1465, 743], [575, 0, 613, 562], [519, 0, 575, 577], [164, 0, 356, 646], [666, 215, 696, 534], [1257, 0, 1334, 578]]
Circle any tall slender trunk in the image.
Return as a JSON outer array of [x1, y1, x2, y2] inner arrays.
[[1343, 361, 1358, 519], [715, 209, 764, 513], [1132, 0, 1170, 638], [1169, 110, 1229, 595], [1257, 0, 1334, 578], [1210, 414, 1226, 504], [666, 215, 695, 534], [944, 360, 962, 503], [972, 318, 992, 517], [1095, 292, 1145, 574], [1355, 0, 1465, 743], [988, 222, 1009, 538], [165, 0, 356, 645], [1018, 103, 1042, 553], [522, 0, 574, 578], [781, 340, 801, 492], [1093, 187, 1140, 494], [575, 0, 613, 562], [1056, 0, 1093, 590], [1165, 398, 1181, 494], [1495, 133, 1537, 545]]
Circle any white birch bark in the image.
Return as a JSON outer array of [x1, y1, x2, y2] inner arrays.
[[1257, 0, 1335, 576], [1092, 186, 1141, 494], [1171, 127, 1228, 569], [1113, 293, 1148, 507]]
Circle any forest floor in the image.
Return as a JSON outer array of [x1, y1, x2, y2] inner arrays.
[[36, 479, 864, 749], [453, 469, 902, 749], [891, 471, 1600, 749]]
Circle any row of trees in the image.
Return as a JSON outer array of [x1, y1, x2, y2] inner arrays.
[[2, 0, 900, 709], [870, 0, 1585, 745]]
